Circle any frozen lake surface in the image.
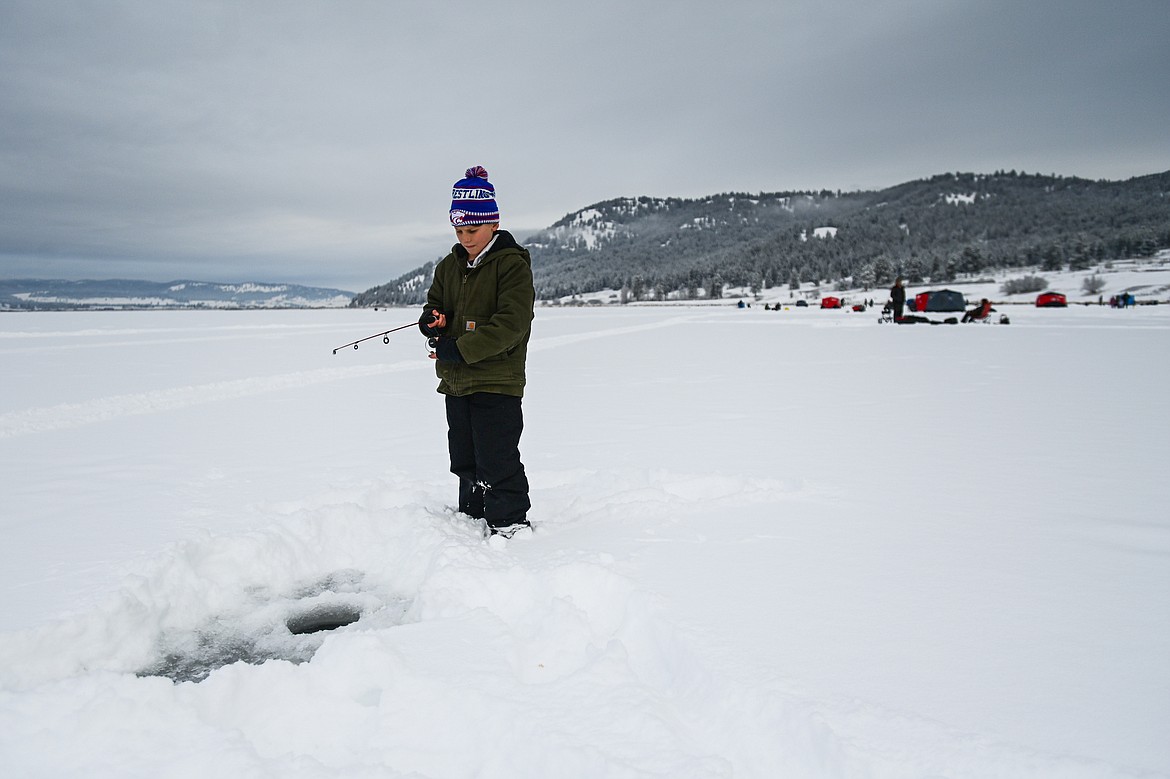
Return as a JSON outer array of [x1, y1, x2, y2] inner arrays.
[[1, 303, 1168, 777]]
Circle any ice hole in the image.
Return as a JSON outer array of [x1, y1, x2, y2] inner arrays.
[[138, 593, 376, 683], [286, 603, 363, 635]]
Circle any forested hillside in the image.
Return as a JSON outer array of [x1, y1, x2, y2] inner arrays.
[[349, 262, 434, 308], [351, 170, 1170, 306]]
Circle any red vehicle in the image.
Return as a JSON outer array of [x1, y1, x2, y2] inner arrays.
[[820, 296, 842, 309], [1036, 292, 1067, 308]]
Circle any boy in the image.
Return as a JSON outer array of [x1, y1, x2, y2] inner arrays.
[[419, 166, 535, 538]]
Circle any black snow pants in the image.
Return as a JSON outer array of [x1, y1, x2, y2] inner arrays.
[[445, 393, 530, 528]]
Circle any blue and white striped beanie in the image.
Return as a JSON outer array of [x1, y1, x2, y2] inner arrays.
[[449, 165, 499, 226]]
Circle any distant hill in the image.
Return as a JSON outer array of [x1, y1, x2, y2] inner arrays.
[[526, 170, 1170, 300], [349, 262, 434, 309], [0, 279, 355, 311], [351, 169, 1170, 305]]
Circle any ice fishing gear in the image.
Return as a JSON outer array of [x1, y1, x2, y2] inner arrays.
[[332, 321, 419, 354]]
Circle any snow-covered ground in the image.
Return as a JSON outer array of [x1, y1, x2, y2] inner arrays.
[[1, 300, 1168, 777]]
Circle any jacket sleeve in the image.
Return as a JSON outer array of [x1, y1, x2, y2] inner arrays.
[[421, 257, 452, 334], [425, 258, 447, 311], [456, 255, 534, 364]]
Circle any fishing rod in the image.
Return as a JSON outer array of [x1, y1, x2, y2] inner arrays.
[[332, 321, 418, 354]]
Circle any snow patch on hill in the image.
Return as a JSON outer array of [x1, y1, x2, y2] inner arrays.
[[944, 192, 978, 205]]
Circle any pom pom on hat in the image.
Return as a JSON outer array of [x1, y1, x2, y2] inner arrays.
[[450, 165, 499, 226]]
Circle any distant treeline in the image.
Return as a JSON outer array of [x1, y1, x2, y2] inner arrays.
[[350, 262, 434, 308], [350, 170, 1170, 306]]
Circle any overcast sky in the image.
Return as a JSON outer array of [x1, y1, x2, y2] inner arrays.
[[1, 0, 1167, 292]]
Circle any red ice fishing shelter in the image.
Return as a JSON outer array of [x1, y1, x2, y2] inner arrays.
[[820, 296, 842, 309], [912, 289, 966, 312], [1036, 292, 1067, 308]]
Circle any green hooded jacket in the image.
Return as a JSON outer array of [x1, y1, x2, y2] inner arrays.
[[424, 230, 534, 397]]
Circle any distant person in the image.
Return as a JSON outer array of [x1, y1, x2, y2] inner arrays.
[[889, 277, 906, 321], [962, 298, 994, 323], [418, 166, 535, 539]]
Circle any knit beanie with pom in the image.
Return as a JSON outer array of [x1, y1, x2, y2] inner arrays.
[[449, 165, 499, 226]]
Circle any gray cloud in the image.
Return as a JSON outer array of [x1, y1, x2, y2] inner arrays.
[[1, 0, 1167, 291]]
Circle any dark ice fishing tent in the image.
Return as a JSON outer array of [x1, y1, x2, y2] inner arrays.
[[912, 289, 965, 312]]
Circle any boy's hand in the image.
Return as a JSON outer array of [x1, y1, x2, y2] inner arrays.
[[419, 308, 448, 336], [429, 337, 463, 363]]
